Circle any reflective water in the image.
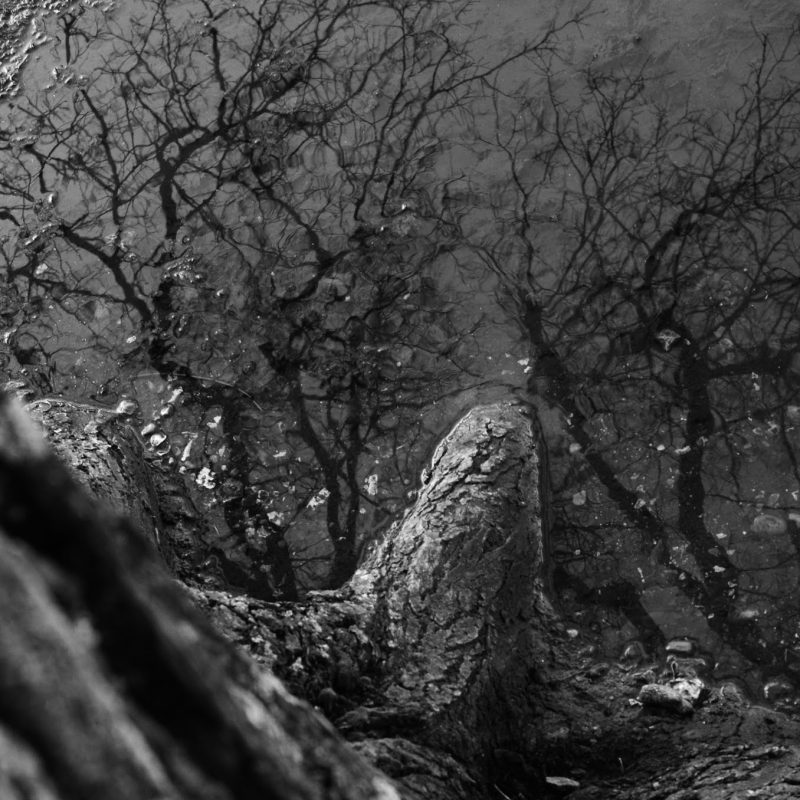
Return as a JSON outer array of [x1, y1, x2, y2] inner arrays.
[[1, 0, 800, 700]]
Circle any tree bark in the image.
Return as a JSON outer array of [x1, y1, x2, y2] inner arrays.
[[195, 402, 554, 798], [0, 394, 397, 800], [0, 395, 551, 799], [3, 393, 800, 800]]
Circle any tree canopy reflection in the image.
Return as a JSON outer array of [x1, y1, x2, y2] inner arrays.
[[0, 0, 569, 596], [3, 0, 800, 687], [482, 25, 800, 680]]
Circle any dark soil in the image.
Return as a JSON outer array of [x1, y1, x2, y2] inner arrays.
[[537, 627, 800, 799]]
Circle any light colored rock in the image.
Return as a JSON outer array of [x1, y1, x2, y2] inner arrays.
[[638, 678, 706, 716], [546, 775, 580, 791], [665, 638, 694, 656]]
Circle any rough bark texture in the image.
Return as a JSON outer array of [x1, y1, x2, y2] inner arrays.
[[348, 402, 554, 789], [195, 402, 556, 798], [0, 394, 398, 800], [26, 398, 207, 578], [2, 393, 800, 800]]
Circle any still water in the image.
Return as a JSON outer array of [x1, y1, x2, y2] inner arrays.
[[1, 0, 799, 702]]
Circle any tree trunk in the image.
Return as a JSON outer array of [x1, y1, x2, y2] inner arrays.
[[0, 395, 551, 799], [3, 393, 800, 800], [0, 394, 396, 800]]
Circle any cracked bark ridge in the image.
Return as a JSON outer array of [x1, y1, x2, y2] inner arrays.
[[26, 398, 169, 565], [193, 402, 555, 797], [26, 397, 208, 578], [349, 402, 553, 763]]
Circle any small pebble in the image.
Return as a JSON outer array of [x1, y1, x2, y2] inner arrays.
[[665, 638, 694, 656], [546, 776, 580, 792], [638, 678, 706, 716]]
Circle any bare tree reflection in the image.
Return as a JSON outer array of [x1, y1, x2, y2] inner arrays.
[[482, 26, 800, 675], [0, 0, 576, 595]]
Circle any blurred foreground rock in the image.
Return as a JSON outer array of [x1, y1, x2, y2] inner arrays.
[[1, 393, 799, 799]]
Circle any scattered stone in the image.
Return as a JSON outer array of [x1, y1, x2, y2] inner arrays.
[[751, 514, 787, 534], [665, 638, 694, 656], [655, 328, 681, 351], [546, 775, 580, 794], [637, 678, 707, 716]]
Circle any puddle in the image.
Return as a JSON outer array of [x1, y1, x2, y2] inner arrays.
[[0, 0, 799, 692]]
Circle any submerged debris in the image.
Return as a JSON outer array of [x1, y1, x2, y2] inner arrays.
[[751, 514, 787, 534]]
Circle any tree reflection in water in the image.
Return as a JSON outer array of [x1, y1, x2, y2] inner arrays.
[[2, 0, 800, 691], [481, 25, 800, 688], [0, 0, 571, 596]]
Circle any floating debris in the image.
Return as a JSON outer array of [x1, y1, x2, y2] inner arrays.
[[114, 398, 138, 416], [655, 328, 681, 351], [308, 488, 330, 508], [730, 607, 760, 622], [751, 514, 787, 534], [148, 432, 167, 448], [195, 466, 215, 489], [665, 638, 694, 656], [180, 435, 196, 463]]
